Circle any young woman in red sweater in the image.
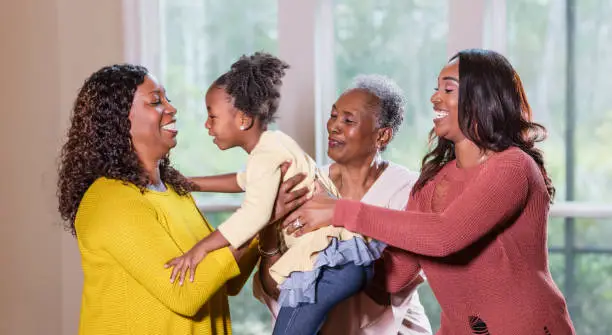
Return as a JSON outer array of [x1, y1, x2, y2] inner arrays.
[[282, 49, 576, 334]]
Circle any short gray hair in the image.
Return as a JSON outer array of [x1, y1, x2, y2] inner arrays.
[[349, 74, 405, 137]]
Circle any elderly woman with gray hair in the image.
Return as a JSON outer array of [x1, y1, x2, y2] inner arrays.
[[255, 75, 432, 334]]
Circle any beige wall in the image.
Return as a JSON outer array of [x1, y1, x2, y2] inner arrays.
[[0, 1, 125, 334]]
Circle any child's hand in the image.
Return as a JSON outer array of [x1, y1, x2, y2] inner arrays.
[[165, 248, 208, 285]]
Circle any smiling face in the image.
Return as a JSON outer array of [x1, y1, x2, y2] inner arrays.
[[128, 74, 178, 161], [204, 85, 245, 150], [326, 89, 389, 165], [431, 59, 465, 143]]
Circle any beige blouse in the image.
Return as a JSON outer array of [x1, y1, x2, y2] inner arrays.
[[217, 130, 364, 283]]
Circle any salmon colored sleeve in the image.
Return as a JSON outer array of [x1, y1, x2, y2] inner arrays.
[[333, 151, 534, 257], [381, 248, 422, 293]]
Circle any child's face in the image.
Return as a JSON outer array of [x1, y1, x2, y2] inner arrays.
[[204, 86, 243, 150]]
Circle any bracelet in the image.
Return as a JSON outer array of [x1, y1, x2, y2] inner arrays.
[[258, 243, 281, 257]]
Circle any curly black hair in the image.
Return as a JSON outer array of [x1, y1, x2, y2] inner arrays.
[[57, 64, 192, 236], [213, 52, 289, 125], [350, 74, 405, 141]]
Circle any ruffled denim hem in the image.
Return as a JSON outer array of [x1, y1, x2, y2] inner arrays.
[[277, 237, 386, 308]]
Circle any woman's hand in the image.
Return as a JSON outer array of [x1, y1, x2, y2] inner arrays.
[[282, 193, 338, 237], [270, 161, 310, 223]]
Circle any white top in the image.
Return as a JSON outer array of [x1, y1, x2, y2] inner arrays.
[[253, 162, 432, 335]]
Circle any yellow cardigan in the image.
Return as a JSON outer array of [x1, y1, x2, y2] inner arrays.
[[75, 177, 259, 335]]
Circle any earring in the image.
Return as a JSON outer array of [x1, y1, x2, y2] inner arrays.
[[239, 125, 246, 131]]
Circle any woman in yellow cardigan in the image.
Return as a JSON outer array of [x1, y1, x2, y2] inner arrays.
[[57, 64, 304, 335]]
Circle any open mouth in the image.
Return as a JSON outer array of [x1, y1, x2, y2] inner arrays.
[[161, 121, 178, 133], [328, 137, 344, 148], [433, 109, 449, 120]]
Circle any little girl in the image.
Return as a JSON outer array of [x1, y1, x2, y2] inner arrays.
[[165, 52, 384, 335]]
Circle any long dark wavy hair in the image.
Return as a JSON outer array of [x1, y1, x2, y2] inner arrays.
[[58, 64, 192, 236], [412, 49, 555, 201]]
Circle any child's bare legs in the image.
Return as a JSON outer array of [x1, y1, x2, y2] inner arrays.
[[273, 262, 374, 335]]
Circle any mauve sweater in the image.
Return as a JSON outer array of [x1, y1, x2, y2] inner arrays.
[[333, 147, 575, 334]]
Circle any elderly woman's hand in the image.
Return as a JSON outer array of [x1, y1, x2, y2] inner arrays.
[[282, 192, 338, 236], [269, 161, 310, 223]]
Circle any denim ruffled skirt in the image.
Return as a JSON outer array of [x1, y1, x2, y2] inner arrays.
[[278, 237, 386, 308]]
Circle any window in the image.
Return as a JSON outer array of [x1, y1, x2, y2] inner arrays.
[[160, 1, 278, 332], [137, 0, 278, 207], [329, 0, 449, 327], [131, 1, 278, 333], [331, 0, 448, 170], [504, 0, 612, 333], [132, 0, 612, 333]]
